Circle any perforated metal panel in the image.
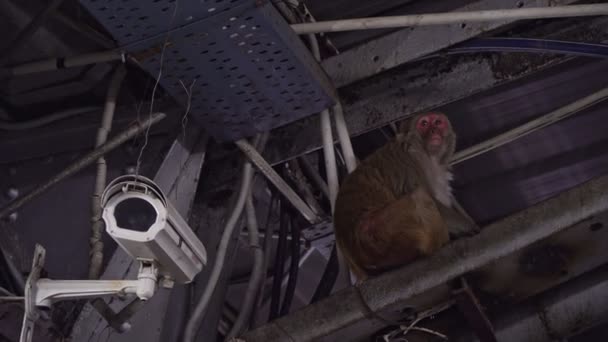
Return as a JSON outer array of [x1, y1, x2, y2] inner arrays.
[[80, 0, 335, 142]]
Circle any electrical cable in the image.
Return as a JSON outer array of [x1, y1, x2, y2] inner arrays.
[[446, 38, 608, 59], [411, 38, 608, 64], [268, 197, 289, 321], [309, 245, 338, 304], [252, 193, 277, 327], [280, 213, 301, 316]]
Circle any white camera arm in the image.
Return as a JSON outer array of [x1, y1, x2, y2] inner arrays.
[[20, 244, 159, 342]]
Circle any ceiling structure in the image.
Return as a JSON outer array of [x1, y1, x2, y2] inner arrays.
[[1, 0, 608, 341]]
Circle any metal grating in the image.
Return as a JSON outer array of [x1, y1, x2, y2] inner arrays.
[[80, 0, 335, 142]]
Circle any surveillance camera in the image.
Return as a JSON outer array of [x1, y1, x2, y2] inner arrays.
[[101, 175, 207, 284]]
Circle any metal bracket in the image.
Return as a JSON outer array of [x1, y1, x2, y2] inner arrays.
[[19, 244, 160, 340]]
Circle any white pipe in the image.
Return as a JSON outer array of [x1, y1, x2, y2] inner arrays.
[[306, 24, 353, 172], [332, 103, 357, 173], [226, 192, 264, 339], [290, 4, 608, 34], [307, 33, 339, 208], [183, 162, 255, 342], [5, 50, 125, 76], [308, 26, 351, 290], [319, 110, 339, 208], [89, 65, 126, 280]]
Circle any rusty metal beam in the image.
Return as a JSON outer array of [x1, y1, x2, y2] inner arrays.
[[262, 17, 608, 167], [320, 0, 579, 87], [239, 173, 608, 341]]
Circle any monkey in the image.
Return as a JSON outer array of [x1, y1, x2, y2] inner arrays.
[[333, 112, 478, 280]]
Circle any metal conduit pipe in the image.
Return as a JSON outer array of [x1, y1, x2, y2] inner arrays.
[[239, 173, 608, 341], [0, 112, 166, 220], [89, 65, 126, 280], [290, 4, 608, 34]]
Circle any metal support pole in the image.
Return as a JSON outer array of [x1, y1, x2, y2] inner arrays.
[[235, 139, 320, 224], [290, 4, 608, 34], [239, 173, 608, 341]]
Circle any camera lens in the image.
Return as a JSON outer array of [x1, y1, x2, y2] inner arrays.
[[115, 198, 157, 232]]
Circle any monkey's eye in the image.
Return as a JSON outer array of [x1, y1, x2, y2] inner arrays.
[[420, 120, 428, 127], [434, 119, 442, 125]]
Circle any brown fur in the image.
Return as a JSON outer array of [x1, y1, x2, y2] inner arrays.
[[334, 112, 468, 280]]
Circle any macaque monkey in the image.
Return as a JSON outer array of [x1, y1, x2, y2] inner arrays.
[[334, 112, 478, 279]]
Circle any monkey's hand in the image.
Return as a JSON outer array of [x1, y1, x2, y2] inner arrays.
[[436, 202, 480, 239]]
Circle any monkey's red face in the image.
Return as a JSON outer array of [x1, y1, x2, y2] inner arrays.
[[416, 113, 448, 151]]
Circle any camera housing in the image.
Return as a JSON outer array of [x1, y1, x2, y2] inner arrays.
[[101, 175, 207, 284]]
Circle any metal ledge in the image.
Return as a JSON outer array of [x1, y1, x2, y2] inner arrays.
[[240, 173, 608, 341]]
